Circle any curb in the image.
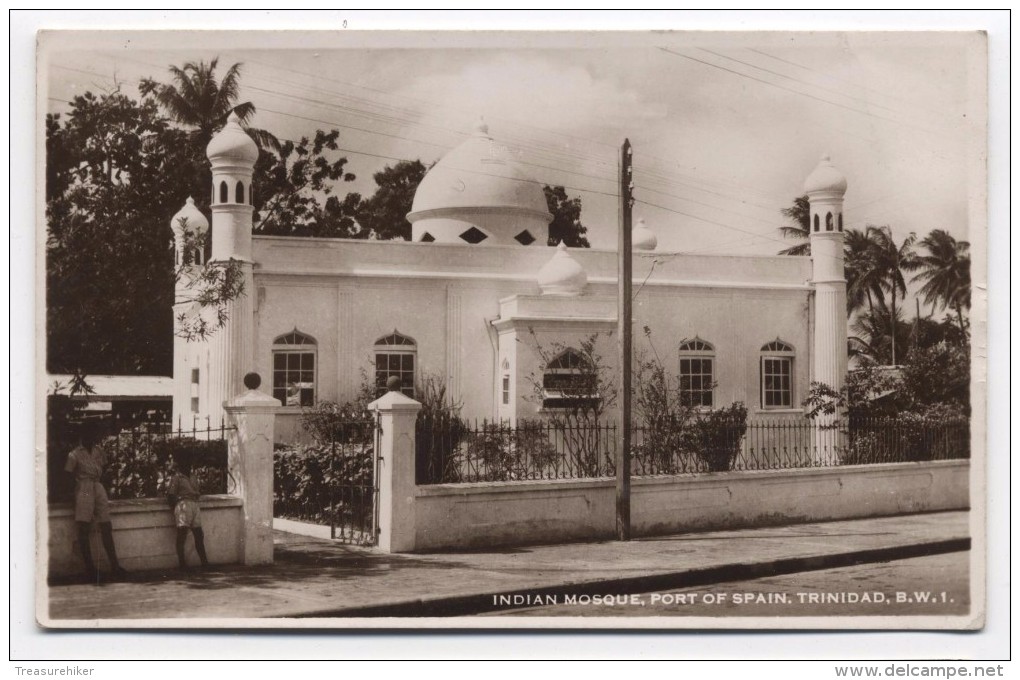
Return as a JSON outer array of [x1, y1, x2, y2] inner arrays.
[[288, 536, 970, 618]]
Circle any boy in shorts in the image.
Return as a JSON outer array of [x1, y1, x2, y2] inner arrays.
[[65, 421, 127, 582], [166, 455, 209, 569]]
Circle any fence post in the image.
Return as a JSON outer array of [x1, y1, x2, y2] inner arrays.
[[368, 386, 422, 553], [224, 373, 280, 565]]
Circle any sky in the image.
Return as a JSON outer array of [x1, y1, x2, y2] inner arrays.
[[41, 30, 985, 258]]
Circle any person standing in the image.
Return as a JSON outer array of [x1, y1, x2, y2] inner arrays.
[[65, 420, 127, 582], [166, 456, 210, 570]]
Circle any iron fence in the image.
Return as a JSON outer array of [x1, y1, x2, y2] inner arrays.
[[416, 416, 970, 484], [47, 419, 234, 503], [273, 418, 379, 545]]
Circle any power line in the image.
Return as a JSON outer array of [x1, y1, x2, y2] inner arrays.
[[699, 47, 905, 116], [660, 47, 943, 138]]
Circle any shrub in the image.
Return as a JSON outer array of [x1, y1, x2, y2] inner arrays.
[[274, 398, 376, 524], [102, 433, 227, 501], [414, 374, 469, 484], [692, 403, 748, 472], [462, 419, 560, 481]]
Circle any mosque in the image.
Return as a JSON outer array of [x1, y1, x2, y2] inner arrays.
[[171, 113, 849, 443]]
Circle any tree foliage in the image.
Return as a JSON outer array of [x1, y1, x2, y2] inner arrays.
[[912, 229, 971, 334], [355, 159, 428, 240], [543, 185, 590, 247], [46, 90, 205, 375], [777, 195, 811, 256], [253, 130, 361, 237]]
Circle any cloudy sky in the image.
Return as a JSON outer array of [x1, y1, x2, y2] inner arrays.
[[42, 30, 984, 255]]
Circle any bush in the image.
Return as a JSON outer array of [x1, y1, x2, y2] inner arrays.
[[414, 374, 469, 484], [102, 433, 227, 501], [462, 419, 560, 482], [274, 440, 374, 525], [275, 399, 376, 524], [692, 403, 748, 472]]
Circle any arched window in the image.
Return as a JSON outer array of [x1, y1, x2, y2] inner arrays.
[[542, 348, 598, 410], [838, 213, 843, 231], [678, 338, 715, 408], [272, 331, 317, 407], [826, 212, 834, 231], [235, 181, 244, 204], [219, 181, 228, 204], [375, 332, 416, 397], [760, 339, 795, 409], [813, 214, 820, 232]]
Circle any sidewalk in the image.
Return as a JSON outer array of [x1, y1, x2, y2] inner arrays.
[[43, 510, 969, 623]]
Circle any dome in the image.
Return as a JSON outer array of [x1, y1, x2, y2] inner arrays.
[[537, 242, 587, 296], [632, 217, 657, 251], [803, 154, 847, 195], [206, 112, 259, 164], [171, 197, 209, 236], [408, 119, 552, 245]]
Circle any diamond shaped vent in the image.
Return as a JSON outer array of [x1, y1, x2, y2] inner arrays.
[[514, 230, 536, 246], [459, 226, 488, 244], [419, 232, 436, 243]]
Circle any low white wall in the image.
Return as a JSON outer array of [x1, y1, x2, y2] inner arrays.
[[47, 495, 244, 577], [410, 461, 969, 551]]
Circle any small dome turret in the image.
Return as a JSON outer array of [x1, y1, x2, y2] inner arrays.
[[537, 242, 587, 296], [206, 112, 259, 165], [632, 217, 657, 251], [803, 154, 847, 196], [171, 197, 209, 237]]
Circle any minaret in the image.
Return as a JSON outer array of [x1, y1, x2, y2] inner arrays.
[[805, 154, 848, 461], [170, 197, 210, 428], [204, 112, 259, 425]]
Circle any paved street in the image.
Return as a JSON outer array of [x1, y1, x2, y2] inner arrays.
[[489, 550, 970, 617], [43, 511, 971, 624]]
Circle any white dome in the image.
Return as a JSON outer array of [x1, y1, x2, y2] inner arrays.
[[537, 242, 587, 296], [633, 217, 657, 251], [171, 197, 209, 236], [803, 154, 847, 195], [408, 119, 552, 245], [206, 112, 258, 165]]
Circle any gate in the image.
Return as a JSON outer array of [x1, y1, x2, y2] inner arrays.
[[327, 413, 381, 545]]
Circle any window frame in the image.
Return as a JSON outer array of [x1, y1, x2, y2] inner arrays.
[[541, 348, 600, 410], [374, 332, 417, 398], [272, 331, 318, 408], [677, 338, 715, 409], [759, 340, 795, 409]]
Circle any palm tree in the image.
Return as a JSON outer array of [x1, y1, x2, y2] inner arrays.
[[912, 229, 971, 336], [849, 300, 910, 365], [843, 227, 883, 316], [777, 195, 811, 255], [865, 225, 919, 365], [139, 58, 280, 152]]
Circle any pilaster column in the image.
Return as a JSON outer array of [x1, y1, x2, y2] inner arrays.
[[368, 387, 422, 553], [224, 375, 280, 565]]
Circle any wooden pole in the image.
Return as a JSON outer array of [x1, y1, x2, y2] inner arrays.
[[617, 139, 633, 541]]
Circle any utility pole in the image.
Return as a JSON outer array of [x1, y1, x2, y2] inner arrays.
[[616, 139, 633, 541]]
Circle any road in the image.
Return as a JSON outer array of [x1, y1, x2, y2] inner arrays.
[[488, 550, 970, 617]]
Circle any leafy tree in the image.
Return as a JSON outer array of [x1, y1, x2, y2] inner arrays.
[[912, 229, 971, 336], [844, 227, 882, 316], [777, 195, 811, 256], [253, 130, 362, 237], [544, 185, 590, 247], [46, 90, 205, 375], [356, 160, 428, 240]]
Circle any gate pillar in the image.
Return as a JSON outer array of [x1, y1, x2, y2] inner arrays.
[[224, 373, 280, 565], [369, 387, 422, 553]]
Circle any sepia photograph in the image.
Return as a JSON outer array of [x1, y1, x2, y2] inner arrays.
[[30, 23, 990, 638]]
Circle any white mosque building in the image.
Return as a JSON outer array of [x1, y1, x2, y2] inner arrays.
[[172, 114, 849, 444]]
